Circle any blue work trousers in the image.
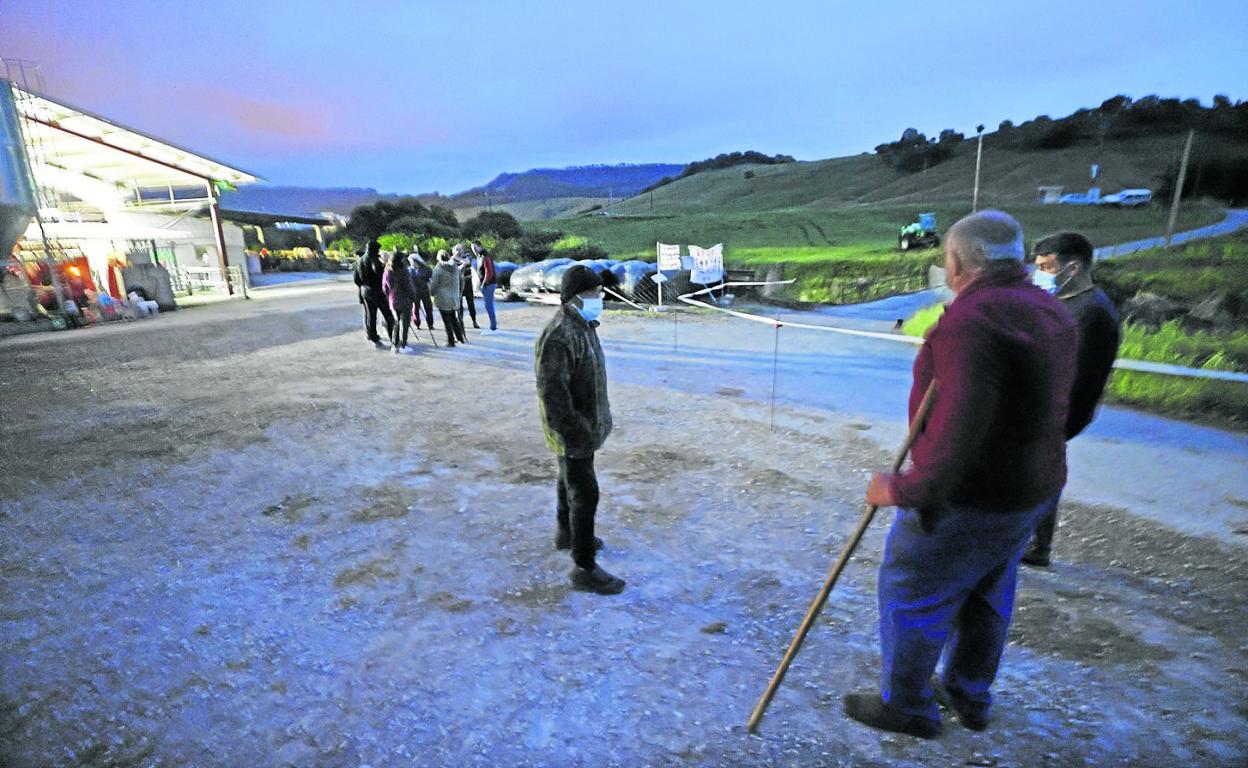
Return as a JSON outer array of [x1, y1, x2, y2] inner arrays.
[[878, 496, 1054, 721], [482, 284, 498, 331]]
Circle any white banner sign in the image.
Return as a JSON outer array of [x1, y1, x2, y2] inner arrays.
[[688, 243, 724, 285], [657, 242, 682, 271]]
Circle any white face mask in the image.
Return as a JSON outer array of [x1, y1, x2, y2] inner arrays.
[[577, 296, 604, 322]]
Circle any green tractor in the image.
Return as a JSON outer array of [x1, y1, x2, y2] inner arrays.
[[898, 212, 940, 251]]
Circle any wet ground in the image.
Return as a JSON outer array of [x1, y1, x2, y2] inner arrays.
[[1, 281, 1245, 767]]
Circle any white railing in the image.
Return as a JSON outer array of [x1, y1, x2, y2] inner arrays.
[[176, 265, 247, 295]]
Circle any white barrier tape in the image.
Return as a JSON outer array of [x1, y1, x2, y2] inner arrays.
[[678, 281, 922, 344], [1112, 359, 1248, 383], [522, 287, 655, 312], [678, 281, 1248, 384], [602, 286, 649, 311], [518, 291, 561, 306]]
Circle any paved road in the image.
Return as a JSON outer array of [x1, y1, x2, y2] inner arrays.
[[438, 287, 1248, 544], [1093, 208, 1248, 260]]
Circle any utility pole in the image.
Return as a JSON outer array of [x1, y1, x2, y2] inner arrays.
[[207, 181, 236, 296], [1165, 130, 1194, 248], [971, 124, 985, 212]]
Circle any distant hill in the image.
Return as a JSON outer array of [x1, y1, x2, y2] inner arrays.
[[452, 197, 609, 224], [452, 164, 683, 208], [224, 163, 684, 220]]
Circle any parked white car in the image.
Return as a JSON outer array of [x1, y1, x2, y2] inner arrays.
[[1098, 189, 1153, 207]]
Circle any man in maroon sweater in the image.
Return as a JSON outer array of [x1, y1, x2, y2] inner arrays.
[[843, 210, 1078, 738]]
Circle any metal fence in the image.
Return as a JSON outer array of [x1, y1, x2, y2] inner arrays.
[[169, 265, 246, 295]]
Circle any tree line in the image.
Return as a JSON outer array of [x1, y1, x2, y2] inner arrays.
[[334, 199, 607, 264], [641, 151, 797, 193]]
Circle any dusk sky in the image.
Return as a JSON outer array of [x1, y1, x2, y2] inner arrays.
[[3, 0, 1246, 195]]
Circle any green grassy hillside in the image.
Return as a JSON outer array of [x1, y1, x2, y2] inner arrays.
[[541, 200, 1226, 262], [537, 130, 1240, 266], [453, 197, 605, 222], [609, 132, 1246, 215]]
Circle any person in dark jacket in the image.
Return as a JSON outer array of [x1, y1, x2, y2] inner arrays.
[[453, 243, 480, 330], [429, 250, 467, 347], [382, 250, 417, 353], [535, 264, 624, 595], [352, 240, 394, 346], [473, 240, 499, 333], [408, 251, 435, 331], [1022, 232, 1122, 566], [845, 210, 1078, 739]]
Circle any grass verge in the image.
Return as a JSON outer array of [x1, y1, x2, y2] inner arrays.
[[901, 312, 1248, 429], [1097, 230, 1248, 309]]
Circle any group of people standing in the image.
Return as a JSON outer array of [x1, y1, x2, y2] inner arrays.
[[352, 238, 499, 352]]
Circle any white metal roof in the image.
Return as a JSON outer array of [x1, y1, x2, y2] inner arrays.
[[10, 84, 260, 190]]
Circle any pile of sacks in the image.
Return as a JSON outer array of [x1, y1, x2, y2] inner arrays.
[[505, 258, 700, 304]]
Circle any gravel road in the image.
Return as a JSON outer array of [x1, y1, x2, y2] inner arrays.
[[1, 282, 1245, 767]]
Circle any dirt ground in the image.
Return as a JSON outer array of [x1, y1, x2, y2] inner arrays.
[[1, 280, 1245, 767]]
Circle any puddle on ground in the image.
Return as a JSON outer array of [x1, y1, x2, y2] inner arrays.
[[499, 582, 568, 610], [349, 482, 413, 523], [1012, 594, 1177, 665], [334, 555, 399, 589], [261, 494, 317, 522], [427, 591, 474, 613]]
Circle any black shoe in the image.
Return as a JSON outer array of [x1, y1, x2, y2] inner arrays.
[[569, 565, 625, 595], [473, 322, 480, 329], [555, 531, 604, 552], [931, 676, 989, 731], [446, 341, 456, 348], [842, 692, 940, 739], [1021, 547, 1051, 567]]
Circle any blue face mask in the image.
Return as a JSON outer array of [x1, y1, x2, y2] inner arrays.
[[577, 296, 604, 323], [1030, 263, 1073, 294], [1030, 268, 1058, 293]]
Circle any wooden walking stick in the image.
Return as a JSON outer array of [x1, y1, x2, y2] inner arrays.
[[746, 380, 939, 733], [419, 311, 438, 347]]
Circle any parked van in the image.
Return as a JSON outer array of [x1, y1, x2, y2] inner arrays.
[[1099, 189, 1153, 207]]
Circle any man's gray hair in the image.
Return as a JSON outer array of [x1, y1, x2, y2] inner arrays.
[[948, 210, 1025, 271]]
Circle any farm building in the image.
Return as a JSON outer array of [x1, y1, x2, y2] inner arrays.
[[1, 63, 259, 317]]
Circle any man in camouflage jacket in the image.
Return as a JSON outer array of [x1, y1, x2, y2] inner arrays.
[[535, 264, 624, 595]]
